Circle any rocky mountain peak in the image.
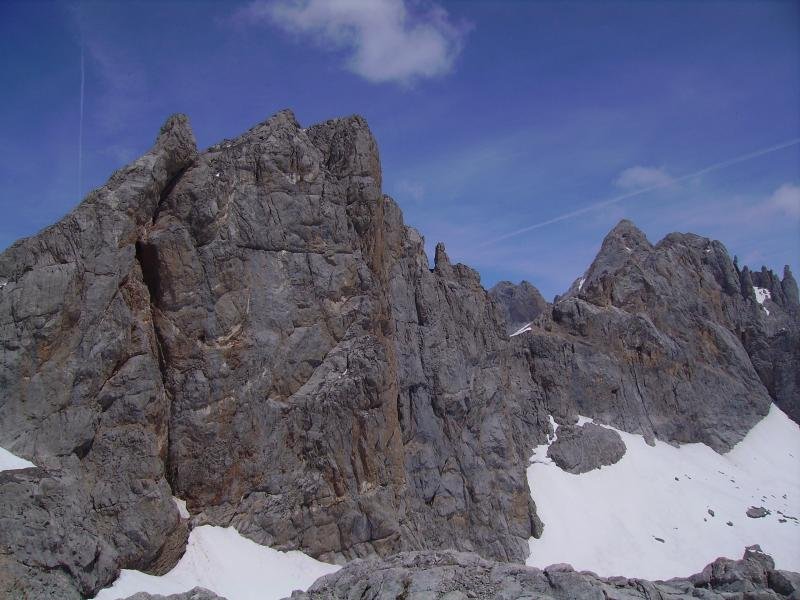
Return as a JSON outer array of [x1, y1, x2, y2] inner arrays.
[[433, 241, 451, 271], [0, 109, 797, 598], [489, 280, 549, 334], [783, 265, 799, 306], [601, 218, 652, 253], [307, 114, 381, 185], [156, 113, 197, 157]]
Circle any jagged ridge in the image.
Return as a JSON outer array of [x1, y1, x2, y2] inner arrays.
[[0, 111, 797, 598]]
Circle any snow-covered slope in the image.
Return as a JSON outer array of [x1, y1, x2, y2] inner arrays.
[[526, 404, 800, 579], [92, 525, 340, 600], [0, 447, 35, 471]]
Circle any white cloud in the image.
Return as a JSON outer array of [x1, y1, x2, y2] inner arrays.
[[614, 166, 674, 190], [769, 182, 800, 217], [236, 0, 469, 85]]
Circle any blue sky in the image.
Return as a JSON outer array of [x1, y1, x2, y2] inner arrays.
[[1, 0, 798, 299]]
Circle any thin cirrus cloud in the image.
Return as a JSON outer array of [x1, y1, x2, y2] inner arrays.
[[614, 165, 674, 190], [769, 182, 800, 217], [235, 0, 469, 85]]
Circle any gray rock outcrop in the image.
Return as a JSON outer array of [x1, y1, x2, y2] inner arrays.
[[747, 507, 770, 519], [521, 220, 792, 452], [0, 111, 549, 596], [285, 546, 798, 599], [0, 110, 797, 597], [546, 422, 626, 473], [122, 589, 226, 600], [0, 115, 197, 598], [743, 265, 800, 423], [489, 280, 549, 334]]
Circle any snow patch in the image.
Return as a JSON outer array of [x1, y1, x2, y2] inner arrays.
[[753, 286, 771, 315], [575, 415, 594, 426], [510, 322, 533, 337], [577, 277, 586, 292], [92, 525, 340, 600], [0, 447, 36, 471], [172, 497, 190, 519], [530, 416, 559, 465], [526, 404, 800, 579]]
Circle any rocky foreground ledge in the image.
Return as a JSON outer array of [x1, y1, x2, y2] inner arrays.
[[120, 546, 800, 600]]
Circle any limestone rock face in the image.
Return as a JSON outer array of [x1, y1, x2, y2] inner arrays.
[[284, 547, 796, 600], [522, 220, 788, 452], [0, 115, 197, 598], [743, 265, 800, 423], [546, 422, 626, 473], [489, 280, 549, 334], [0, 111, 797, 597], [137, 111, 547, 566]]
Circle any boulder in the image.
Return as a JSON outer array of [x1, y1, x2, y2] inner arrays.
[[546, 422, 626, 473]]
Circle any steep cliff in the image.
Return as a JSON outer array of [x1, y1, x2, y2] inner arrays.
[[0, 111, 796, 598], [489, 280, 549, 334], [519, 220, 797, 452]]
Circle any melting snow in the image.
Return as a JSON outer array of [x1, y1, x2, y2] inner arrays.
[[753, 286, 771, 315], [510, 322, 533, 337], [92, 525, 339, 600], [527, 404, 800, 579], [0, 446, 36, 471]]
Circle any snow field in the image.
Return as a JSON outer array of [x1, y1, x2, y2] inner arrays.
[[527, 404, 800, 579], [92, 525, 340, 600], [0, 446, 35, 471]]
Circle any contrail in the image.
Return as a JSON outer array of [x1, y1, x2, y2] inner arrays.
[[480, 137, 800, 247], [78, 39, 85, 199]]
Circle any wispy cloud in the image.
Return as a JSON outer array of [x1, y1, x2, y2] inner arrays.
[[615, 166, 673, 190], [479, 137, 800, 247], [234, 0, 469, 85], [769, 182, 800, 217]]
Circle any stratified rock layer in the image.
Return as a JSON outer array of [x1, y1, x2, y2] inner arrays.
[[0, 110, 797, 597]]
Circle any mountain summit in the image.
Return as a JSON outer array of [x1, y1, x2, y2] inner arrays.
[[0, 112, 797, 599]]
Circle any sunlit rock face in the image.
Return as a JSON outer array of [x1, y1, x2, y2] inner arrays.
[[521, 220, 798, 453], [0, 110, 796, 598]]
